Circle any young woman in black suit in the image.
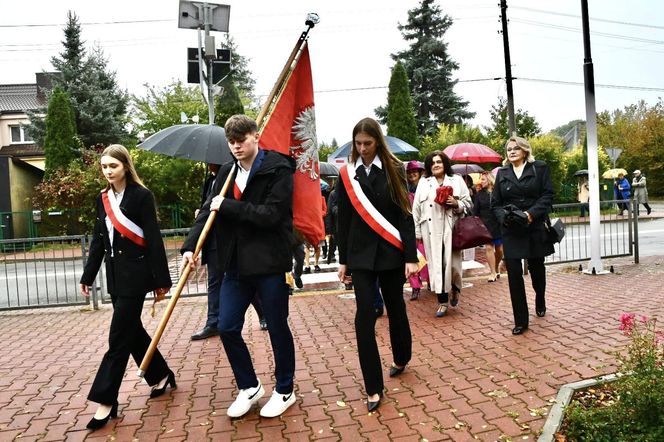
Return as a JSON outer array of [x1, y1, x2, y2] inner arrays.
[[337, 118, 419, 412], [79, 144, 175, 430]]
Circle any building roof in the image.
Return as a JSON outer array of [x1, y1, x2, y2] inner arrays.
[[0, 143, 42, 157], [0, 84, 41, 114]]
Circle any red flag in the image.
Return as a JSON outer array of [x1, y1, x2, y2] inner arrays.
[[259, 45, 325, 246]]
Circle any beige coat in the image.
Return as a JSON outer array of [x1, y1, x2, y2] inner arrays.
[[577, 178, 589, 203], [632, 175, 649, 204], [413, 174, 472, 294]]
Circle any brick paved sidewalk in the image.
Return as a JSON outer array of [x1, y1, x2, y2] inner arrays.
[[1, 256, 662, 441]]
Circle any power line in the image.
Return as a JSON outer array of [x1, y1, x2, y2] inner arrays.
[[515, 77, 664, 92], [0, 18, 173, 28], [511, 17, 664, 46], [511, 5, 664, 31]]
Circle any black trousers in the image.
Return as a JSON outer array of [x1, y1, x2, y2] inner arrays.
[[88, 294, 170, 405], [505, 257, 546, 328], [352, 268, 411, 396]]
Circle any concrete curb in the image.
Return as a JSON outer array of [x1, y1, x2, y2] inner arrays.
[[538, 373, 621, 442]]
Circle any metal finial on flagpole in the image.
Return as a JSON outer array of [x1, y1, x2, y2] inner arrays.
[[256, 14, 319, 127], [306, 13, 320, 28]]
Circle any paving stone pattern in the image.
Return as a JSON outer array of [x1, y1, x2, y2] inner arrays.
[[1, 256, 662, 441]]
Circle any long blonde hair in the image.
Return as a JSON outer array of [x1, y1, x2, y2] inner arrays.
[[101, 144, 145, 190], [350, 118, 410, 214]]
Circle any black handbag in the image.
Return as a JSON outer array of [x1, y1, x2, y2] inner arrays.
[[452, 215, 493, 250], [545, 217, 565, 243]]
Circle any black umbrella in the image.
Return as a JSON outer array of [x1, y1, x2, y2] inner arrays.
[[138, 124, 232, 165], [319, 162, 339, 177], [574, 169, 589, 176]]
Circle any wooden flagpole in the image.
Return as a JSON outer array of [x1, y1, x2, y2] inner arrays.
[[137, 166, 235, 377], [138, 15, 319, 378]]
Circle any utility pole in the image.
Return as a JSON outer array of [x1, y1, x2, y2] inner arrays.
[[580, 0, 607, 275], [500, 0, 516, 136]]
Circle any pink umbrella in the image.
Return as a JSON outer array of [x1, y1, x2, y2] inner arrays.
[[491, 166, 501, 175], [443, 143, 502, 163]]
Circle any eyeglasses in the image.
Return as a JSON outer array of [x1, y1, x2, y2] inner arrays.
[[506, 146, 522, 152]]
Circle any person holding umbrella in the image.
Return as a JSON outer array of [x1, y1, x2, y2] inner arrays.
[[79, 144, 175, 430], [180, 115, 297, 418], [614, 172, 631, 216]]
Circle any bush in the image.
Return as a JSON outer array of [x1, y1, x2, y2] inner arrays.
[[562, 314, 664, 441]]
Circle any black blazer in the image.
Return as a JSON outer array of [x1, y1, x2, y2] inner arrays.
[[80, 183, 172, 296], [337, 163, 417, 271], [473, 189, 501, 239], [491, 160, 555, 259], [182, 150, 295, 276]]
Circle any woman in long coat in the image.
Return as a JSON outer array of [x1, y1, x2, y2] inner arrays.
[[491, 136, 554, 335], [412, 151, 472, 318], [631, 170, 652, 215], [80, 145, 174, 430]]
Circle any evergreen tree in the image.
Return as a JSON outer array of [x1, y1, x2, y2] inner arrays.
[[214, 78, 245, 126], [383, 62, 419, 147], [222, 36, 257, 114], [392, 0, 474, 136], [43, 87, 79, 178], [27, 12, 129, 148]]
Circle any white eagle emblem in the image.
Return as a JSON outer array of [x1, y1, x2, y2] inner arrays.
[[290, 106, 319, 179]]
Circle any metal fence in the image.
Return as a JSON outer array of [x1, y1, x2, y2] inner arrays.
[[545, 200, 637, 265], [0, 203, 642, 310], [0, 228, 207, 311]]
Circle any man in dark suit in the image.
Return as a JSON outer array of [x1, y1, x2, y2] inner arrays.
[[180, 115, 296, 419]]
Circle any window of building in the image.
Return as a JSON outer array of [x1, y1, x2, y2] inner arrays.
[[9, 125, 33, 144]]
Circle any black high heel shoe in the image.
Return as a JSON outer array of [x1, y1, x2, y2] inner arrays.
[[86, 401, 118, 430], [389, 364, 406, 377], [536, 309, 546, 317], [512, 326, 528, 335], [367, 392, 383, 412], [150, 370, 177, 398]]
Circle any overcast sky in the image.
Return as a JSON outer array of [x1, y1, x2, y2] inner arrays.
[[1, 0, 663, 145]]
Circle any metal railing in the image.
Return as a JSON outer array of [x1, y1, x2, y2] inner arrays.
[[0, 228, 208, 311], [545, 200, 636, 265]]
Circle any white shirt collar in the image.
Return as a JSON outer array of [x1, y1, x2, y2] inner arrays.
[[354, 155, 382, 172]]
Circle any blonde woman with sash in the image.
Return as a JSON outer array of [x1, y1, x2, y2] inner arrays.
[[80, 145, 174, 430]]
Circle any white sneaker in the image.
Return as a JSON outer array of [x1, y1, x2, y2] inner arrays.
[[259, 390, 296, 418], [226, 380, 265, 418]]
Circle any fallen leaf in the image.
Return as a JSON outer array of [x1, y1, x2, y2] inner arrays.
[[336, 401, 346, 407]]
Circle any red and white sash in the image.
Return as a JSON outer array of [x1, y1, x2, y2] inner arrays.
[[339, 164, 405, 251], [101, 189, 147, 248]]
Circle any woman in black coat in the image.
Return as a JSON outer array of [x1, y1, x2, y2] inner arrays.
[[80, 145, 174, 430], [337, 118, 418, 412], [491, 136, 554, 335], [473, 171, 503, 282]]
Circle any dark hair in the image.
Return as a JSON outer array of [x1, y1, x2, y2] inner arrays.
[[350, 117, 410, 214], [224, 115, 258, 142], [424, 150, 453, 177]]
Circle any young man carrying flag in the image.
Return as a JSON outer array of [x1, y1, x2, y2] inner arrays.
[[180, 115, 297, 418]]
